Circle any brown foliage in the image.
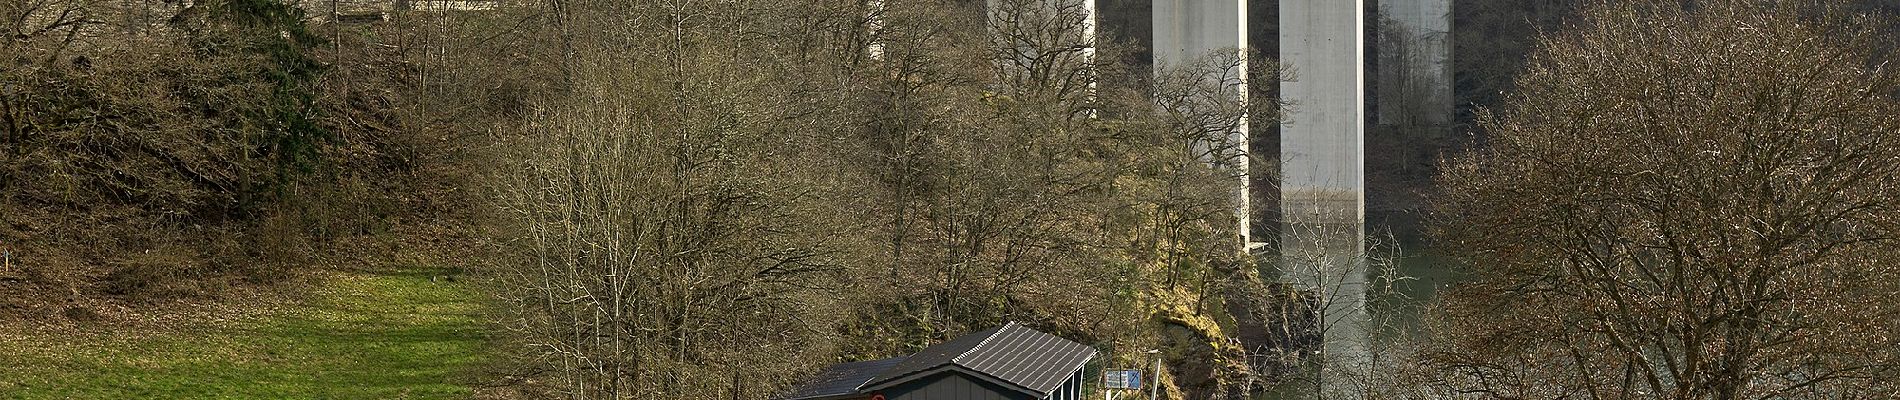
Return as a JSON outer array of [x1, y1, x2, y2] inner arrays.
[[481, 0, 1264, 397], [0, 0, 472, 306], [1426, 1, 1900, 398]]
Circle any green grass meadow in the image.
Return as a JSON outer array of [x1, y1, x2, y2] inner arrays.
[[0, 269, 486, 399]]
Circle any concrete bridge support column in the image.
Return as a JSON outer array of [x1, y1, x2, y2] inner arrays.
[[1377, 0, 1452, 127], [1153, 0, 1251, 247], [1281, 0, 1368, 397]]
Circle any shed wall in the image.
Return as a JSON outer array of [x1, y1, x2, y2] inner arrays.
[[879, 371, 1039, 400]]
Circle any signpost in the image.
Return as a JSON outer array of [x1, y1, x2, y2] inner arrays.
[[1104, 369, 1141, 399]]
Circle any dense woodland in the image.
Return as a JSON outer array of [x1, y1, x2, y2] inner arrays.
[[5, 0, 1900, 398]]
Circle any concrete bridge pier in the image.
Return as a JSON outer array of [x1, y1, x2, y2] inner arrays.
[[1282, 0, 1369, 396], [1376, 0, 1452, 128], [1152, 0, 1252, 247]]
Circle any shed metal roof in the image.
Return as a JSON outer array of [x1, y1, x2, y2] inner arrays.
[[861, 322, 1096, 397], [778, 356, 910, 400]]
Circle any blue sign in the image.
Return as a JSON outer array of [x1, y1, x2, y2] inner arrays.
[[1104, 370, 1142, 389]]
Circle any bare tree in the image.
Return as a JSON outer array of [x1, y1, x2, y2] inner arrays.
[[1242, 224, 1430, 400], [1424, 1, 1900, 398], [486, 0, 871, 397], [484, 0, 1285, 397]]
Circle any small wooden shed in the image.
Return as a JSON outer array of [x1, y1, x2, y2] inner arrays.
[[779, 322, 1096, 400]]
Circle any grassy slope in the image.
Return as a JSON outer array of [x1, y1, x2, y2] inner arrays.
[[0, 269, 485, 399]]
